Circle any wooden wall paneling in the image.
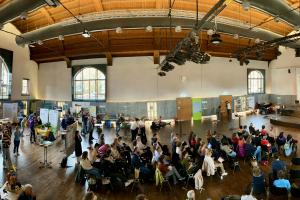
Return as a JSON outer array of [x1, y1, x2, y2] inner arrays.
[[176, 97, 192, 121]]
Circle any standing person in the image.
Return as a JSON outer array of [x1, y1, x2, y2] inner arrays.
[[75, 130, 82, 164], [216, 105, 221, 121], [82, 111, 88, 135], [20, 116, 27, 137], [13, 126, 22, 156], [87, 116, 94, 149], [115, 117, 121, 137], [226, 101, 232, 120], [2, 126, 11, 169], [29, 116, 36, 143], [130, 118, 139, 141], [139, 119, 147, 144]]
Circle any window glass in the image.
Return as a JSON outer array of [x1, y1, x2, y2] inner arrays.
[[248, 70, 264, 94]]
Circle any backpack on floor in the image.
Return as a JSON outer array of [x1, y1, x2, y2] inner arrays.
[[60, 156, 68, 168]]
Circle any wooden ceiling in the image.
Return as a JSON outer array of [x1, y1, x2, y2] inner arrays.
[[1, 0, 299, 64]]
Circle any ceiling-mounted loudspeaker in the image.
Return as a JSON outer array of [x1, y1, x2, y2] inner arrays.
[[254, 38, 260, 44], [44, 0, 60, 7], [37, 40, 43, 45], [20, 12, 27, 20], [210, 33, 222, 44], [288, 69, 291, 73]]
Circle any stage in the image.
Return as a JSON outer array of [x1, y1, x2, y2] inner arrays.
[[270, 105, 300, 129], [270, 115, 300, 129]]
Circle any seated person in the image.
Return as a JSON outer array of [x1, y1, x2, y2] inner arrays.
[[249, 123, 256, 135], [245, 137, 261, 162], [131, 147, 153, 180], [161, 145, 172, 164], [260, 125, 267, 136], [82, 191, 97, 200], [202, 148, 228, 179], [252, 131, 261, 147], [284, 134, 297, 157], [231, 133, 239, 151], [80, 151, 101, 179], [271, 155, 287, 178], [18, 184, 36, 200], [152, 143, 162, 164], [91, 143, 100, 163], [273, 170, 291, 191], [97, 144, 110, 158], [237, 137, 246, 158], [276, 132, 286, 150], [157, 155, 185, 185], [220, 140, 236, 158], [252, 167, 266, 196]]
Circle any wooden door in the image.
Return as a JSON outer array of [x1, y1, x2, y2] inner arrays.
[[219, 95, 233, 119], [176, 97, 192, 121]]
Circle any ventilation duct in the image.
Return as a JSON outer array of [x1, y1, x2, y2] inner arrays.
[[0, 0, 47, 25]]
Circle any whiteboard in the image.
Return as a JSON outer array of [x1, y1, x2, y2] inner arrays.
[[49, 109, 59, 128], [3, 103, 18, 122], [40, 108, 49, 124]]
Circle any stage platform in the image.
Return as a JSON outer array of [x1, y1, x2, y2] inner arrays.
[[281, 105, 300, 118], [270, 116, 300, 129]]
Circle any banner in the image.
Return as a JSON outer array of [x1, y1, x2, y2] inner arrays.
[[192, 98, 202, 121]]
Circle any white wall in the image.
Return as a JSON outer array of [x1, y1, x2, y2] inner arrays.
[[0, 23, 39, 100], [270, 46, 300, 96], [38, 56, 269, 102], [38, 61, 72, 101]]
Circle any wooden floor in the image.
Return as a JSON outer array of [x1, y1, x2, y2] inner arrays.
[[1, 114, 300, 200]]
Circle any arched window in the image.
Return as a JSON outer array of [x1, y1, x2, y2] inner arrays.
[[0, 57, 10, 99], [73, 67, 106, 101], [248, 70, 265, 94]]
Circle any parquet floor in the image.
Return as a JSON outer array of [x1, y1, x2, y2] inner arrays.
[[1, 114, 299, 200]]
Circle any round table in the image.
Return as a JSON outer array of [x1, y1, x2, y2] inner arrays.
[[39, 141, 53, 169]]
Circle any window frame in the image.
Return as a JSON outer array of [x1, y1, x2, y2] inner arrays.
[[21, 78, 30, 96], [0, 56, 11, 100], [247, 69, 265, 94], [72, 65, 107, 102]]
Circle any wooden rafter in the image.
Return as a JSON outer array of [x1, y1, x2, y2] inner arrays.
[[40, 7, 55, 24], [92, 0, 104, 12]]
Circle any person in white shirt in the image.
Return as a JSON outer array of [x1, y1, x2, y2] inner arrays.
[[226, 101, 232, 120], [130, 118, 139, 141], [202, 148, 228, 179], [80, 151, 101, 179]]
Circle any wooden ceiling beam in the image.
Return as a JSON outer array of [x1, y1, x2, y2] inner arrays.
[[106, 52, 112, 66], [40, 7, 55, 24], [92, 0, 104, 12]]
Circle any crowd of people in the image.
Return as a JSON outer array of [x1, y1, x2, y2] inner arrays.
[[75, 117, 300, 199]]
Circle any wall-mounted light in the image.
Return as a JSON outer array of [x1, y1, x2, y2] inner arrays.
[[211, 33, 222, 44], [58, 35, 64, 41], [116, 27, 123, 34], [145, 26, 153, 32], [175, 26, 182, 33]]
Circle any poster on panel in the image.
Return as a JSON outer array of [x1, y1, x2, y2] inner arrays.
[[192, 98, 202, 121], [40, 108, 49, 124], [3, 103, 18, 122]]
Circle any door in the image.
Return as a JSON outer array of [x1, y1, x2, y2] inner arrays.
[[219, 95, 233, 119], [176, 97, 192, 121]]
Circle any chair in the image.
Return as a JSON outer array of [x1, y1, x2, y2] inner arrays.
[[101, 176, 113, 190], [290, 169, 300, 180], [155, 168, 172, 192], [269, 185, 289, 198], [291, 186, 300, 198], [131, 168, 141, 192], [292, 157, 300, 165]]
